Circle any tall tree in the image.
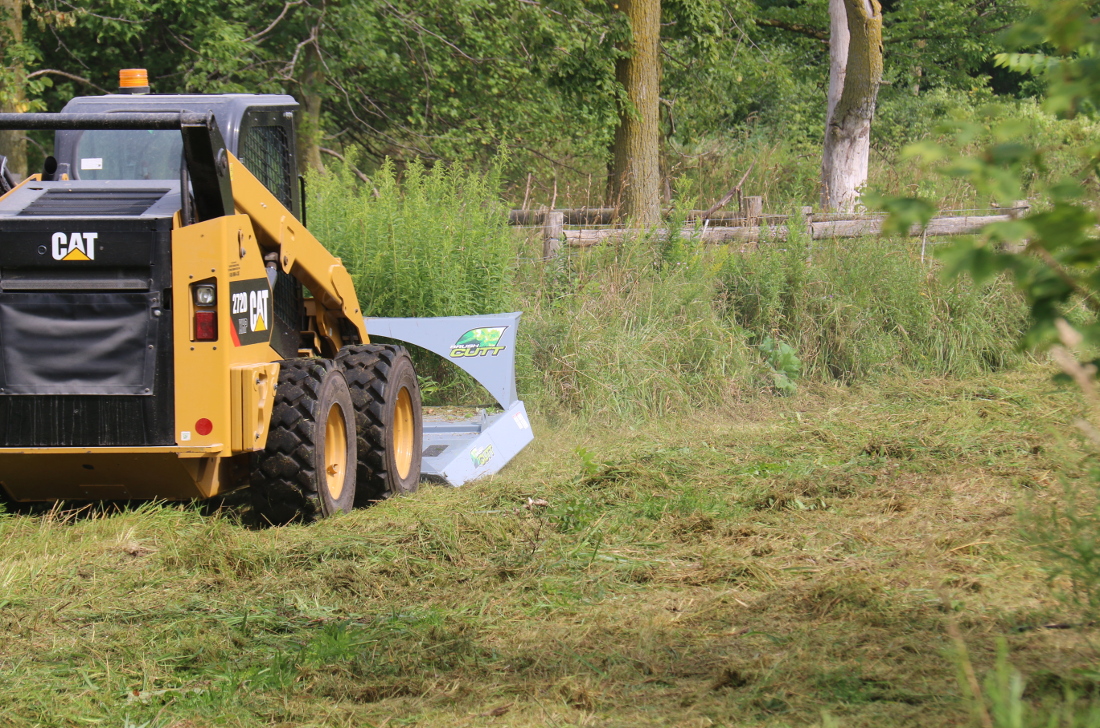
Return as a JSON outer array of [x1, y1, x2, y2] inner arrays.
[[825, 0, 848, 128], [820, 0, 883, 211], [608, 0, 661, 223], [0, 0, 26, 176]]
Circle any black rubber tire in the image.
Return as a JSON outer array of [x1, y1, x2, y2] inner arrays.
[[250, 359, 357, 525], [335, 345, 423, 504]]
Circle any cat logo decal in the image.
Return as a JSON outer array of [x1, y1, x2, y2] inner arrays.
[[52, 232, 97, 261]]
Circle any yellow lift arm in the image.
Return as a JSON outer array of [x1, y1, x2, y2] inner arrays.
[[226, 152, 369, 349]]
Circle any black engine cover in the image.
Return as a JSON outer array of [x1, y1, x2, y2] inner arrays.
[[0, 181, 178, 447]]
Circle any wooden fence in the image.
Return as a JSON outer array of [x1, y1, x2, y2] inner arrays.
[[511, 198, 1031, 259]]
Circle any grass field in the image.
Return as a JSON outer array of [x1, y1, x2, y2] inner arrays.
[[1, 365, 1095, 727]]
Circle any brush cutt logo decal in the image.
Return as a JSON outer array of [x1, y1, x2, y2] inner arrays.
[[470, 444, 495, 467], [52, 232, 97, 261], [228, 278, 271, 346], [449, 327, 507, 358]]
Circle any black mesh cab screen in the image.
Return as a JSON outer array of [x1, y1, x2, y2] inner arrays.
[[239, 125, 293, 208], [0, 292, 159, 395]]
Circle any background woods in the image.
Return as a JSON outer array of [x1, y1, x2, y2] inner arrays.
[[0, 0, 1034, 212]]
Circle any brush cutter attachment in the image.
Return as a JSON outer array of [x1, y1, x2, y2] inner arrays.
[[365, 312, 533, 486]]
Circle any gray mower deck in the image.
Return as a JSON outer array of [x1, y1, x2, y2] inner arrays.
[[365, 312, 533, 487]]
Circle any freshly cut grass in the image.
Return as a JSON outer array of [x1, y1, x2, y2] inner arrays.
[[0, 367, 1096, 727]]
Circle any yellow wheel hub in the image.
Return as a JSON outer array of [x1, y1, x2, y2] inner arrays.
[[325, 402, 348, 500], [394, 387, 414, 479]]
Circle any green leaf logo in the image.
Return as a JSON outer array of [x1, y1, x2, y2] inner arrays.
[[454, 327, 506, 348]]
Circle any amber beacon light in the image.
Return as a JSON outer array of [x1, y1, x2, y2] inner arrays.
[[118, 68, 149, 94]]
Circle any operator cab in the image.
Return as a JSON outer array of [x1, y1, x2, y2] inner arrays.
[[55, 89, 303, 220]]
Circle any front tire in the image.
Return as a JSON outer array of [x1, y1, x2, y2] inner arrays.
[[336, 345, 423, 504], [250, 359, 357, 525]]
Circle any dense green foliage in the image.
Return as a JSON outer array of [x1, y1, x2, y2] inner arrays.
[[309, 157, 515, 319], [11, 0, 1047, 202], [308, 153, 1029, 418]]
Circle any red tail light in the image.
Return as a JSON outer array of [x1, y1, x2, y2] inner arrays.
[[195, 310, 217, 341]]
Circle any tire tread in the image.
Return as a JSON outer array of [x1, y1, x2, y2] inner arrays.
[[336, 344, 421, 504], [250, 359, 330, 524]]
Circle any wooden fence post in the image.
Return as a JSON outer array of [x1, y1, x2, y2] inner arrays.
[[542, 211, 564, 259], [1002, 200, 1029, 253], [801, 206, 814, 259], [741, 196, 763, 225]]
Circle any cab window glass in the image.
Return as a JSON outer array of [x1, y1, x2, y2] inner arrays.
[[75, 129, 182, 180]]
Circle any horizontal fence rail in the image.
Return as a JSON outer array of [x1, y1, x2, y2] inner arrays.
[[511, 198, 1031, 259]]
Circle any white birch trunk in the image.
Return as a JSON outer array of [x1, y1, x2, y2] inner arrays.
[[826, 0, 849, 129], [820, 0, 883, 212]]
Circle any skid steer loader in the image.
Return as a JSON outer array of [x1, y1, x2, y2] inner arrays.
[[0, 70, 533, 523]]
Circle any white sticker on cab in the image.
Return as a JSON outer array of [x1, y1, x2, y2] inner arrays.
[[80, 158, 103, 170]]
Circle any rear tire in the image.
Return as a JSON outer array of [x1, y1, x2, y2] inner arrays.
[[336, 345, 423, 504], [250, 359, 356, 525]]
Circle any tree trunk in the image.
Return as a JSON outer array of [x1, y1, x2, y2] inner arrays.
[[0, 0, 26, 178], [825, 0, 849, 129], [607, 0, 661, 224], [820, 0, 883, 212], [296, 42, 325, 174]]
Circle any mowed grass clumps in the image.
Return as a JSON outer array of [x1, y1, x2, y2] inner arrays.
[[0, 369, 1094, 726]]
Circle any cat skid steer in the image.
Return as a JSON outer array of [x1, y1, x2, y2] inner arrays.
[[0, 72, 532, 523]]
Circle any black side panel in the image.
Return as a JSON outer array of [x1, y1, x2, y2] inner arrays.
[[0, 395, 157, 448], [239, 124, 293, 209], [0, 217, 159, 268], [240, 111, 302, 358], [0, 292, 159, 395], [180, 113, 234, 222], [239, 114, 301, 358], [0, 215, 175, 447], [237, 108, 298, 217], [270, 269, 300, 359]]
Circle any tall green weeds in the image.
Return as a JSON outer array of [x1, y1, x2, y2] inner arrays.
[[309, 156, 1028, 418], [516, 225, 1027, 418], [308, 156, 518, 403], [517, 232, 753, 419], [309, 156, 515, 318], [717, 231, 1028, 381]]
